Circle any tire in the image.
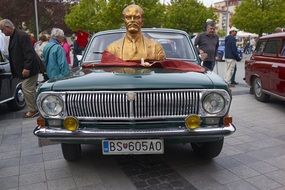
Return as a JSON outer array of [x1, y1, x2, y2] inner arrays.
[[191, 138, 224, 159], [253, 77, 270, 102], [61, 143, 81, 161], [7, 85, 26, 111]]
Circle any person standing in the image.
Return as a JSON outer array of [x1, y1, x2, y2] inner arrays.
[[194, 21, 219, 71], [43, 28, 70, 80], [224, 27, 241, 86], [73, 30, 89, 67], [0, 29, 9, 59], [34, 32, 49, 61], [0, 19, 40, 118], [61, 37, 71, 65]]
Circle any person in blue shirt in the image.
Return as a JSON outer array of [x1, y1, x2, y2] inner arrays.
[[224, 27, 241, 86], [43, 28, 70, 80]]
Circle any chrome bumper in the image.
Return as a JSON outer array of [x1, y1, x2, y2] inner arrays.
[[33, 124, 236, 141]]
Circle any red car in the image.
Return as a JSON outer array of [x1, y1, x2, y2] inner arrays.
[[245, 32, 285, 102]]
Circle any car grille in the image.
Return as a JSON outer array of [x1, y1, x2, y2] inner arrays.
[[66, 90, 200, 120]]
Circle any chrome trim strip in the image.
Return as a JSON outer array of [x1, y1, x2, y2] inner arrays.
[[34, 124, 236, 140], [0, 97, 14, 104], [263, 89, 285, 101]]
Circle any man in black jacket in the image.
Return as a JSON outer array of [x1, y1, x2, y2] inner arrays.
[[0, 19, 40, 118], [224, 27, 241, 86]]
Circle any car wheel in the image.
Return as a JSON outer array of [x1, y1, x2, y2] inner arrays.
[[61, 143, 81, 161], [7, 85, 26, 111], [253, 77, 270, 102], [191, 138, 224, 159]]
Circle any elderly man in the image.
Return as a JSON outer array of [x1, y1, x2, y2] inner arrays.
[[106, 4, 165, 65], [194, 21, 219, 71], [224, 27, 241, 87], [43, 28, 70, 80], [0, 19, 40, 118]]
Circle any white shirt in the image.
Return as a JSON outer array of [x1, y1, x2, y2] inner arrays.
[[0, 30, 9, 56]]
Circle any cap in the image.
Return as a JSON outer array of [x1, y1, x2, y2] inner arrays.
[[206, 18, 213, 23], [229, 26, 238, 32]]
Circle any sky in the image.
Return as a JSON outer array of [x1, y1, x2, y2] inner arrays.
[[161, 0, 221, 7]]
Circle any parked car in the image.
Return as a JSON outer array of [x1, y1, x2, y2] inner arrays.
[[217, 38, 243, 61], [245, 32, 285, 102], [0, 52, 26, 110], [33, 28, 236, 161]]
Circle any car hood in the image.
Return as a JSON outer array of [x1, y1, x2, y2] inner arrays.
[[43, 67, 227, 91]]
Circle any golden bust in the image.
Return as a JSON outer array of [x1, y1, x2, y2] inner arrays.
[[106, 4, 165, 62]]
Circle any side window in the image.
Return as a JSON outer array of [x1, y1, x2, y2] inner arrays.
[[255, 40, 266, 55], [263, 39, 281, 56], [280, 41, 285, 57]]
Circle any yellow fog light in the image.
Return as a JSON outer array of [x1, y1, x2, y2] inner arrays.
[[185, 114, 201, 130], [63, 116, 79, 131]]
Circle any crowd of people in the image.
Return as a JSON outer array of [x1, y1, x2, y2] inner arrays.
[[0, 18, 89, 118]]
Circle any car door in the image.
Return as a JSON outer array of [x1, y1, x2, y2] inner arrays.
[[0, 52, 12, 103], [272, 40, 285, 97], [262, 38, 282, 95], [251, 39, 272, 91]]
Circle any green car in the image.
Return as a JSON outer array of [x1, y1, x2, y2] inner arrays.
[[34, 28, 235, 161]]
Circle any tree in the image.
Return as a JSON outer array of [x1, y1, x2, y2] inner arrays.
[[64, 0, 165, 32], [232, 0, 285, 36], [0, 0, 72, 35], [164, 0, 217, 34]]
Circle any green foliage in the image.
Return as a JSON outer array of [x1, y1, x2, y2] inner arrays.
[[64, 0, 165, 32], [217, 29, 226, 37], [164, 0, 217, 33], [232, 0, 285, 36]]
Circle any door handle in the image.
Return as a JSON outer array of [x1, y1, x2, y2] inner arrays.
[[272, 64, 278, 68]]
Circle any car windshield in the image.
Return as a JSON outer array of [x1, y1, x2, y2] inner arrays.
[[82, 31, 197, 64]]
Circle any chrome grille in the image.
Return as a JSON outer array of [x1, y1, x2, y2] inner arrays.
[[66, 90, 200, 120]]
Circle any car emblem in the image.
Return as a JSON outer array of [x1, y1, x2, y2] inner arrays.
[[127, 92, 136, 101]]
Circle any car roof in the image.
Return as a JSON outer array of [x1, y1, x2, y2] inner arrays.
[[260, 32, 285, 40], [94, 28, 189, 36]]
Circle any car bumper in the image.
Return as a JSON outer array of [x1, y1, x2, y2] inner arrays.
[[33, 124, 236, 141]]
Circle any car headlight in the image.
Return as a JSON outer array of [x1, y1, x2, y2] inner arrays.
[[41, 95, 63, 116], [202, 93, 225, 114]]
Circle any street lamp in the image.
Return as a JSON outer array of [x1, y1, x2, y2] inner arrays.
[[225, 0, 229, 34], [34, 0, 39, 41]]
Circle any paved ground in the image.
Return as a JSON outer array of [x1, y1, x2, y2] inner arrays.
[[1, 56, 285, 190]]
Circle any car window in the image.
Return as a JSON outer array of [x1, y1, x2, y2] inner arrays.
[[254, 40, 266, 55], [263, 39, 281, 56], [280, 41, 285, 57], [83, 31, 196, 63]]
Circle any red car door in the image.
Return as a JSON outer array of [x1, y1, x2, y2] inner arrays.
[[271, 41, 285, 97], [251, 40, 272, 91]]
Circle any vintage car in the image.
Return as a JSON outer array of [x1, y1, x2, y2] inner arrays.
[[0, 52, 26, 110], [245, 32, 285, 102], [34, 28, 236, 161]]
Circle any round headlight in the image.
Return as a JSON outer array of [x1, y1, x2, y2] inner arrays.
[[42, 95, 63, 116], [202, 93, 225, 114]]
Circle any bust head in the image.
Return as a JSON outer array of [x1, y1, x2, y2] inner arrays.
[[122, 4, 144, 34]]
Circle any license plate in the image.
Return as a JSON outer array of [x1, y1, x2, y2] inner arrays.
[[102, 139, 164, 155]]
